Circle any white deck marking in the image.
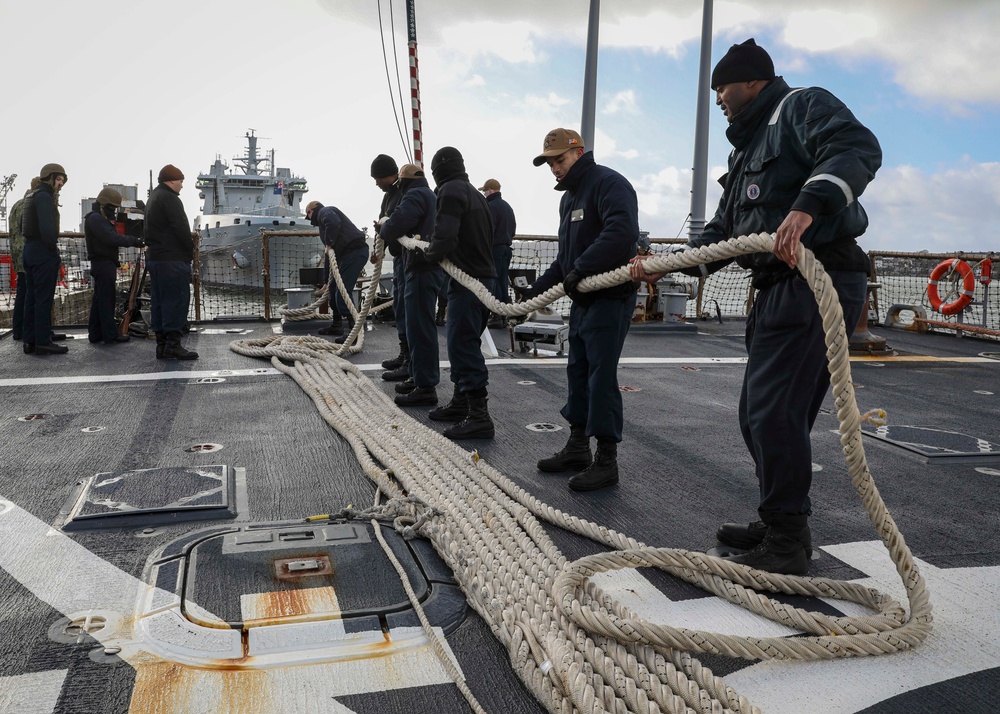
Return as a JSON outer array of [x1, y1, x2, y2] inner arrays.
[[0, 367, 281, 387], [0, 670, 67, 714], [0, 496, 463, 713], [724, 540, 1000, 713]]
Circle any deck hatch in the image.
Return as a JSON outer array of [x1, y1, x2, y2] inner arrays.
[[60, 465, 235, 531], [861, 425, 1000, 464]]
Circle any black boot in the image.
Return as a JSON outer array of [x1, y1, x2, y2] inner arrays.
[[443, 391, 494, 440], [394, 386, 438, 407], [568, 439, 618, 491], [318, 316, 343, 336], [428, 387, 469, 423], [382, 338, 408, 370], [717, 518, 813, 558], [155, 332, 166, 359], [395, 378, 416, 394], [162, 331, 198, 360], [537, 424, 592, 472], [381, 354, 410, 381], [722, 513, 811, 575], [334, 314, 356, 344], [34, 342, 68, 355]]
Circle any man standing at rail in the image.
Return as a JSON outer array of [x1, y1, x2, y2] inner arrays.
[[631, 39, 881, 574], [478, 178, 516, 327], [525, 129, 639, 492], [145, 164, 198, 360]]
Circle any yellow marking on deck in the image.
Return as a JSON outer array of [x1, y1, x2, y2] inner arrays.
[[850, 355, 996, 363]]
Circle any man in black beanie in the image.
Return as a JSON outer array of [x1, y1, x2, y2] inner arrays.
[[370, 154, 410, 380], [416, 146, 497, 440], [631, 38, 882, 576]]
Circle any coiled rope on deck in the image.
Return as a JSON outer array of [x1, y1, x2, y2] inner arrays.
[[231, 233, 932, 714]]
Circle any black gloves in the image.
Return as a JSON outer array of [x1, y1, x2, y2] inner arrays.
[[414, 246, 441, 264], [562, 270, 584, 300]]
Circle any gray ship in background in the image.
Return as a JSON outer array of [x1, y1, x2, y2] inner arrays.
[[193, 130, 323, 290]]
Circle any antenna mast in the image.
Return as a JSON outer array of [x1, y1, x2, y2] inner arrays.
[[406, 0, 423, 167]]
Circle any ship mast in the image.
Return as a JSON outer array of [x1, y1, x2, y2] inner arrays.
[[688, 0, 714, 241], [406, 0, 423, 168]]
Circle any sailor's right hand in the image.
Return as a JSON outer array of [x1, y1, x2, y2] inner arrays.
[[629, 254, 665, 284]]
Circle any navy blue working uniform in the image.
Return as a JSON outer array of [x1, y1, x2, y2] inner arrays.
[[424, 148, 496, 395], [379, 174, 443, 390], [144, 182, 194, 337], [690, 76, 881, 520], [485, 191, 516, 304], [21, 182, 62, 349], [309, 204, 369, 322], [85, 206, 143, 343], [532, 151, 639, 443]]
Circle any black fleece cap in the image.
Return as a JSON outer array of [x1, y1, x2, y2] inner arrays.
[[370, 154, 398, 178], [711, 38, 775, 90]]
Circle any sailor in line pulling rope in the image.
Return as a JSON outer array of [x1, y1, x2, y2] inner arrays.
[[632, 39, 882, 575]]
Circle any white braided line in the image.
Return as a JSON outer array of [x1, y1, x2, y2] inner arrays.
[[229, 232, 931, 714]]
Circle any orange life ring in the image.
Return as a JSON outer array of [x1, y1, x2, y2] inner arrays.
[[927, 258, 976, 315]]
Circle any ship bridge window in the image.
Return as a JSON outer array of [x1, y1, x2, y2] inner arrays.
[[215, 222, 220, 228]]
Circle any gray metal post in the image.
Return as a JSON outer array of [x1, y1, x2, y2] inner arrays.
[[580, 0, 600, 151], [688, 0, 714, 241]]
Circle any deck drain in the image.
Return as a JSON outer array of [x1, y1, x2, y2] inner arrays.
[[48, 613, 110, 644], [81, 426, 106, 433], [191, 377, 226, 384], [517, 380, 537, 386], [18, 414, 50, 421], [526, 423, 562, 432], [187, 443, 224, 453]]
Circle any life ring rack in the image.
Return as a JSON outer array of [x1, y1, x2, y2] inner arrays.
[[927, 258, 977, 315]]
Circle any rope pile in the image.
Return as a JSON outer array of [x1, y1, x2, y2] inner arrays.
[[231, 233, 932, 714]]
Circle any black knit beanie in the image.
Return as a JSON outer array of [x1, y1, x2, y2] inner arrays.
[[711, 38, 775, 90], [370, 154, 398, 178]]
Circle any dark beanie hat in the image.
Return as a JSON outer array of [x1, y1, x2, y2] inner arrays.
[[711, 38, 775, 90], [370, 154, 398, 178], [158, 164, 185, 183]]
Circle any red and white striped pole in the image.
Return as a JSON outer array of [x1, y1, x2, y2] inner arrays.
[[406, 0, 422, 168]]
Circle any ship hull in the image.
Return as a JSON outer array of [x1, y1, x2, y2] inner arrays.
[[197, 222, 324, 291]]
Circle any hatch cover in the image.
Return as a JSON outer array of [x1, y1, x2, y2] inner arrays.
[[136, 521, 467, 666], [861, 425, 1000, 465], [60, 465, 235, 531]]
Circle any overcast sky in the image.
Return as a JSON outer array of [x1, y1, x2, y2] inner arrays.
[[1, 0, 998, 252]]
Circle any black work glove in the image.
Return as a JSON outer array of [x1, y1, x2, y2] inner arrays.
[[562, 270, 584, 300], [417, 245, 441, 264]]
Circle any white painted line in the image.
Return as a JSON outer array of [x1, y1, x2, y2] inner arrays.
[[0, 368, 282, 387], [724, 540, 1000, 713], [0, 670, 68, 714]]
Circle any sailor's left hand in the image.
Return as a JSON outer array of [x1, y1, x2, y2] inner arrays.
[[562, 270, 584, 299], [773, 210, 813, 269]]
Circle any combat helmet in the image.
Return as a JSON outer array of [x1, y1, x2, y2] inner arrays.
[[39, 163, 68, 183], [96, 187, 123, 207]]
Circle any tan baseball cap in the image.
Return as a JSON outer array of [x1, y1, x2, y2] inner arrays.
[[532, 128, 584, 166], [478, 178, 500, 191], [399, 163, 425, 180]]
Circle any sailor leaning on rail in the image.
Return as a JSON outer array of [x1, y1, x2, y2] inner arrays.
[[518, 128, 640, 492], [631, 38, 882, 575]]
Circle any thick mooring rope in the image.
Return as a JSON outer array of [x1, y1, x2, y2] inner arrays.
[[231, 233, 932, 714]]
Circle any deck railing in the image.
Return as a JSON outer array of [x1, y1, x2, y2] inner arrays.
[[0, 232, 996, 341]]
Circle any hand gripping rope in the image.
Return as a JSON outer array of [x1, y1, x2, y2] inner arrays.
[[232, 233, 932, 714]]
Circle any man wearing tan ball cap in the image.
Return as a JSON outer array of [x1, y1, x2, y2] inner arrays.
[[478, 178, 516, 320], [523, 127, 639, 492]]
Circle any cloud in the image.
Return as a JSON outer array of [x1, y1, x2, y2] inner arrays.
[[862, 160, 1000, 252], [604, 90, 638, 115]]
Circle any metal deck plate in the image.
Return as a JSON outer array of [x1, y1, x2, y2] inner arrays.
[[60, 465, 235, 530], [861, 425, 1000, 464]]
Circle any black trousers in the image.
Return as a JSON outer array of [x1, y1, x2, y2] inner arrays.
[[446, 278, 494, 393], [404, 266, 445, 388], [12, 271, 26, 338], [148, 260, 192, 335], [739, 271, 867, 516], [561, 294, 637, 442], [393, 255, 408, 341], [22, 241, 60, 347], [88, 260, 119, 342]]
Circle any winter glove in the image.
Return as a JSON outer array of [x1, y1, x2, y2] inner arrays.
[[562, 270, 584, 300]]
